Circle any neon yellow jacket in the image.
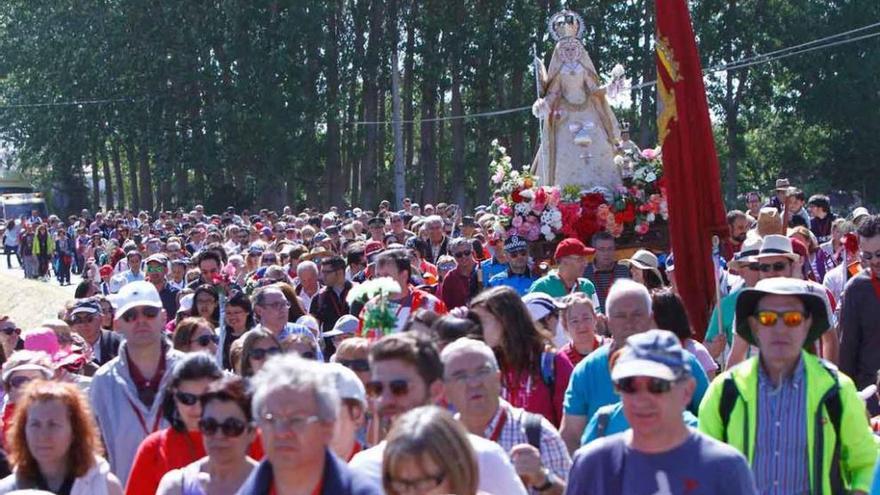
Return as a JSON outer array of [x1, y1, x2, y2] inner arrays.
[[698, 352, 878, 494]]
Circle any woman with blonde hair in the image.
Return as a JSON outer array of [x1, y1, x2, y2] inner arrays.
[[0, 380, 123, 494], [559, 292, 606, 367], [382, 406, 482, 495]]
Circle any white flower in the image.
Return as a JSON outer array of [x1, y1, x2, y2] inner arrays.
[[346, 277, 401, 305], [491, 138, 499, 147], [498, 146, 506, 154], [613, 155, 625, 166], [646, 212, 656, 223], [515, 202, 530, 215], [611, 64, 626, 79], [519, 189, 534, 200], [645, 172, 657, 183]]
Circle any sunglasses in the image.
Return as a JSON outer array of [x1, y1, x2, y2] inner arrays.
[[192, 334, 220, 347], [754, 310, 806, 327], [249, 347, 282, 360], [262, 257, 278, 263], [453, 250, 472, 258], [861, 250, 880, 261], [175, 391, 204, 406], [67, 315, 96, 325], [365, 379, 409, 398], [121, 306, 161, 322], [0, 327, 22, 336], [758, 261, 790, 273], [8, 375, 35, 389], [337, 359, 370, 372], [615, 376, 675, 395], [199, 417, 249, 437], [145, 265, 165, 273]]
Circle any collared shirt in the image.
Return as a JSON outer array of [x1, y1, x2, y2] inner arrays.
[[487, 268, 536, 296], [753, 358, 809, 494], [583, 264, 630, 313], [475, 400, 571, 494]]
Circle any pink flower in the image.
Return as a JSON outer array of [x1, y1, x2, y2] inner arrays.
[[512, 216, 523, 228], [548, 188, 561, 207], [493, 197, 505, 206], [500, 205, 513, 216], [635, 223, 650, 235], [642, 148, 657, 160]]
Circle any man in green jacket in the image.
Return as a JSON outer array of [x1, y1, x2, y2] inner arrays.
[[699, 277, 877, 494]]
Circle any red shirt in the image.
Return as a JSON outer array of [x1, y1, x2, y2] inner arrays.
[[437, 266, 478, 310], [125, 427, 264, 495], [559, 336, 605, 368], [500, 351, 573, 427]]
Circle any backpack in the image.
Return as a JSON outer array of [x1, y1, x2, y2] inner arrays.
[[524, 412, 543, 452], [718, 361, 843, 492]]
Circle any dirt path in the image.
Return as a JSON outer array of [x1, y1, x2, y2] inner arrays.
[[0, 271, 76, 329]]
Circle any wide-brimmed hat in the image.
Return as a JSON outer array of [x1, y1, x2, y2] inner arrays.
[[852, 207, 871, 224], [756, 208, 783, 237], [754, 235, 800, 263], [619, 249, 662, 281], [774, 178, 791, 191], [728, 236, 763, 270], [735, 277, 832, 346]]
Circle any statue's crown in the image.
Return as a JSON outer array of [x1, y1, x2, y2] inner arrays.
[[548, 10, 585, 41]]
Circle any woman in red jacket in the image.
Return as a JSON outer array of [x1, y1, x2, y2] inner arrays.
[[125, 353, 263, 495]]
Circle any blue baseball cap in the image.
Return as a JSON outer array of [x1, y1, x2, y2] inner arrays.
[[611, 330, 691, 382]]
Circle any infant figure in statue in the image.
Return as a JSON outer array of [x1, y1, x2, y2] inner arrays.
[[531, 10, 623, 190]]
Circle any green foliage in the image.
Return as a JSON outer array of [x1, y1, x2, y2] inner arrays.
[[0, 0, 877, 215]]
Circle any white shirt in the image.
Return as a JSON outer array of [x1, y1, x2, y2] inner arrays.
[[350, 435, 528, 495]]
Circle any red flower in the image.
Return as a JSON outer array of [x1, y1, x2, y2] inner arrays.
[[580, 192, 606, 210], [621, 202, 637, 223], [511, 188, 524, 204]]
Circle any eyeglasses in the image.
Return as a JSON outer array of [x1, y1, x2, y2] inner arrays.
[[262, 257, 278, 263], [145, 265, 165, 273], [754, 310, 807, 327], [758, 261, 791, 273], [386, 473, 446, 494], [337, 359, 370, 372], [67, 314, 96, 325], [120, 306, 161, 322], [259, 301, 289, 311], [446, 365, 494, 384], [861, 250, 880, 261], [8, 375, 34, 389], [175, 391, 204, 406], [614, 376, 675, 395], [199, 417, 250, 437], [191, 334, 220, 347], [365, 379, 409, 398], [0, 327, 22, 336], [321, 269, 340, 275], [249, 347, 282, 360], [453, 250, 472, 259], [260, 412, 321, 433]]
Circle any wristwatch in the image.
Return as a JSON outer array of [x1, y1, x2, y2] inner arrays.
[[532, 468, 555, 492]]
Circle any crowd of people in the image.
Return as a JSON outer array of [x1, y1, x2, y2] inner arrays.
[[0, 181, 877, 494]]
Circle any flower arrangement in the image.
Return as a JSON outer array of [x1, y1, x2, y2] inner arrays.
[[488, 139, 668, 245], [347, 277, 402, 340]]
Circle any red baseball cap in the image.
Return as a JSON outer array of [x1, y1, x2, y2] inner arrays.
[[554, 238, 595, 260], [99, 265, 113, 277]]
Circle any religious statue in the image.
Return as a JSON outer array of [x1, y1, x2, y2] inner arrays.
[[531, 10, 624, 190]]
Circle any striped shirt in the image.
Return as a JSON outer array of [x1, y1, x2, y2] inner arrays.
[[583, 264, 630, 313], [753, 358, 809, 494], [472, 399, 571, 495]]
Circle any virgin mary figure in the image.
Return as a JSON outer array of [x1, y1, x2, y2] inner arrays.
[[531, 10, 622, 190]]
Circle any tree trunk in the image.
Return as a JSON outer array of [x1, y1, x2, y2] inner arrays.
[[391, 41, 407, 208], [138, 142, 153, 213], [89, 151, 100, 211], [509, 69, 525, 168], [324, 0, 343, 209], [360, 0, 385, 210], [403, 0, 417, 176], [418, 84, 438, 204], [638, 0, 655, 148], [111, 139, 126, 210], [100, 143, 114, 211]]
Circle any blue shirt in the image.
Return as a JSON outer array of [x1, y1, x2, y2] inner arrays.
[[487, 269, 536, 296], [480, 257, 508, 283], [753, 358, 809, 494], [563, 345, 710, 423], [581, 401, 699, 446]]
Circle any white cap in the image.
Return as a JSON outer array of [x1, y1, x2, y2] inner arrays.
[[522, 292, 565, 322], [113, 281, 163, 317], [324, 363, 366, 406], [177, 294, 194, 314]]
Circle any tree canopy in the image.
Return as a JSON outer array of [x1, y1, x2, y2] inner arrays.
[[0, 0, 877, 215]]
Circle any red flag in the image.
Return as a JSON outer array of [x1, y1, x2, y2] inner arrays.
[[656, 0, 728, 339]]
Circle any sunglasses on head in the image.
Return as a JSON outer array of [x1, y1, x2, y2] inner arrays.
[[338, 359, 370, 372], [199, 417, 249, 437], [121, 306, 161, 322], [758, 261, 790, 273], [365, 379, 409, 398], [249, 347, 281, 360], [192, 334, 219, 347], [175, 391, 204, 406], [754, 309, 806, 327], [615, 376, 675, 395], [0, 327, 21, 336], [453, 250, 472, 258]]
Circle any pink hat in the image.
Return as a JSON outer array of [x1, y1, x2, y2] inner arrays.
[[22, 327, 60, 357]]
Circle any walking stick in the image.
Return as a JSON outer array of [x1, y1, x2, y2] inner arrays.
[[712, 235, 725, 365]]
